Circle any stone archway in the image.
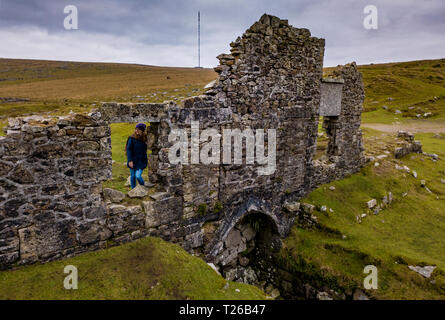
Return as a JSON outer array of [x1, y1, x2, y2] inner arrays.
[[210, 201, 282, 284]]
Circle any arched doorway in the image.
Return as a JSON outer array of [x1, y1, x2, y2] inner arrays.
[[214, 210, 281, 285]]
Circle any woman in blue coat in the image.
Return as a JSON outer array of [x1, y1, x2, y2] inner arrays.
[[126, 123, 148, 189]]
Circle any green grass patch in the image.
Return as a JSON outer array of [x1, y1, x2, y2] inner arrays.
[[283, 130, 445, 299], [358, 59, 445, 122], [0, 237, 266, 300]]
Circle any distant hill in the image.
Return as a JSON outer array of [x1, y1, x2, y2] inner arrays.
[[1, 57, 444, 118], [1, 57, 444, 135], [358, 59, 445, 123], [0, 58, 217, 129]]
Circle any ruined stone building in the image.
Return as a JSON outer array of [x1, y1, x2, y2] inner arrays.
[[0, 14, 365, 278]]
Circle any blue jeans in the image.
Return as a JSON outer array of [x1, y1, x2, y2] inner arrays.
[[130, 168, 145, 189]]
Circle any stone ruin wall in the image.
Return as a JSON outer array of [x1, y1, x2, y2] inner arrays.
[[0, 14, 365, 270], [310, 64, 366, 188], [0, 113, 113, 266]]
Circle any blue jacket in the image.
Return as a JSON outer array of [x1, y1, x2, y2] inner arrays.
[[126, 136, 148, 170]]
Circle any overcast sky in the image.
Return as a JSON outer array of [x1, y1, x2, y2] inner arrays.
[[0, 0, 444, 68]]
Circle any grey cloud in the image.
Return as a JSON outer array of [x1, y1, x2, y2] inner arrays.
[[0, 0, 443, 67]]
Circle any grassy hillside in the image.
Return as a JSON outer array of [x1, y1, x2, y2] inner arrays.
[[302, 59, 445, 299], [0, 58, 216, 102], [322, 59, 445, 126], [283, 129, 445, 299], [358, 59, 445, 124], [0, 237, 265, 300], [2, 58, 444, 132], [0, 58, 217, 133]]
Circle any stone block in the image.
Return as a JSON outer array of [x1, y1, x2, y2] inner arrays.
[[225, 228, 242, 248], [320, 80, 343, 116], [77, 221, 112, 245], [103, 188, 125, 203], [143, 197, 182, 228], [367, 199, 377, 209], [18, 219, 77, 260], [83, 206, 107, 220], [128, 185, 149, 198], [0, 252, 19, 267]]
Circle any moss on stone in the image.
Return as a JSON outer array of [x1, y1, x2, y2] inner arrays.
[[197, 203, 208, 216], [213, 201, 223, 214]]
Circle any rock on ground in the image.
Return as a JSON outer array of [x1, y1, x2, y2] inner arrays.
[[408, 265, 436, 278], [207, 263, 221, 276], [284, 201, 300, 212], [317, 292, 333, 300], [353, 289, 369, 300], [367, 199, 377, 209], [128, 185, 149, 198], [103, 188, 125, 203]]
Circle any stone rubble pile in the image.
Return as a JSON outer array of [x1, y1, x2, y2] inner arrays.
[[394, 130, 422, 159]]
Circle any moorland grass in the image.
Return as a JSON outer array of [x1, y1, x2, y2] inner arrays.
[[0, 237, 265, 300]]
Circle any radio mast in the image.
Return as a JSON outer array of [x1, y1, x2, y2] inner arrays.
[[198, 11, 201, 68]]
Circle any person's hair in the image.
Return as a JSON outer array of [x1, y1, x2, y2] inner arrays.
[[132, 130, 147, 143]]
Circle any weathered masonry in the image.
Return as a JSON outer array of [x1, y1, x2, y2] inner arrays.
[[0, 14, 365, 273]]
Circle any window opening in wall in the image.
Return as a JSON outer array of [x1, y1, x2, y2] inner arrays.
[[102, 122, 156, 206], [314, 116, 329, 161]]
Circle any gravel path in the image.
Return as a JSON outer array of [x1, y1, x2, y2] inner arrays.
[[362, 120, 445, 133]]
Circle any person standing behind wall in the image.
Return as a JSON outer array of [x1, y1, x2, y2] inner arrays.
[[126, 123, 148, 189]]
